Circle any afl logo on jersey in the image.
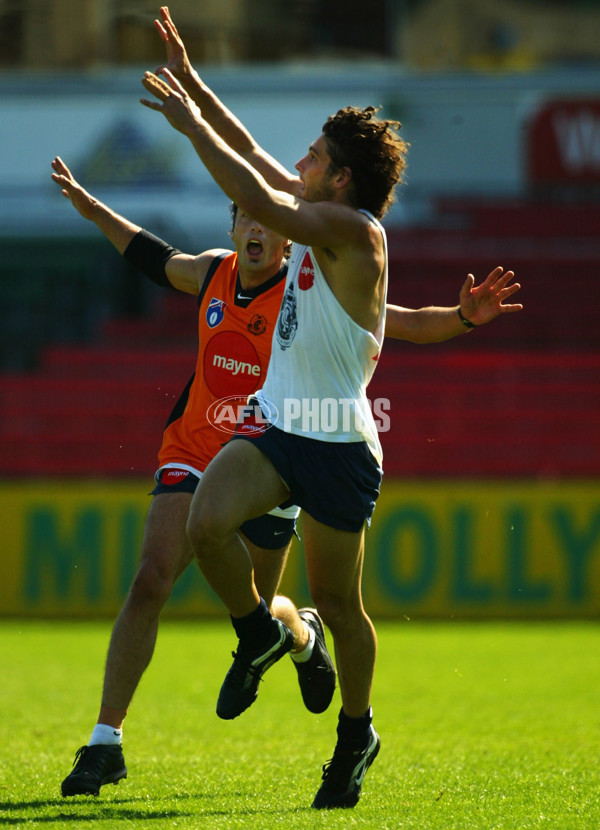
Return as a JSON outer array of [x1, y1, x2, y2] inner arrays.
[[275, 282, 298, 350], [207, 297, 227, 328]]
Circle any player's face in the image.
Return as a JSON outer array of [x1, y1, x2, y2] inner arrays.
[[231, 211, 288, 273], [295, 134, 336, 203]]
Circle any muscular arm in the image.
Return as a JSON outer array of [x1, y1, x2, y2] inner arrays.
[[154, 6, 298, 195], [166, 249, 231, 295], [385, 304, 468, 343], [50, 155, 216, 295], [140, 71, 366, 251], [140, 70, 388, 334], [385, 267, 522, 342]]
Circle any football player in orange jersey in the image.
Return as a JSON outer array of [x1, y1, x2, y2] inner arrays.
[[52, 158, 337, 797]]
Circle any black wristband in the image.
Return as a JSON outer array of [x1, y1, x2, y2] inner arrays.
[[123, 229, 181, 289], [457, 307, 476, 329]]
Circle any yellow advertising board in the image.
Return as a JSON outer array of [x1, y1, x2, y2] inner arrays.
[[363, 480, 600, 619], [2, 479, 600, 618]]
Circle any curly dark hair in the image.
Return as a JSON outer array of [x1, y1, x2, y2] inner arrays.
[[322, 106, 408, 219]]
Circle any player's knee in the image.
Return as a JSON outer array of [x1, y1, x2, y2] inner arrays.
[[186, 505, 227, 558], [312, 592, 356, 634], [128, 558, 174, 608]]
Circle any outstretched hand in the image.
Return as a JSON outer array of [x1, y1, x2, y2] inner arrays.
[[153, 6, 192, 81], [459, 267, 522, 326], [140, 68, 202, 134], [50, 156, 95, 219]]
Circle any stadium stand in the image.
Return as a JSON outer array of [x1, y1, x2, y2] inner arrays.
[[0, 199, 598, 479], [0, 291, 197, 477]]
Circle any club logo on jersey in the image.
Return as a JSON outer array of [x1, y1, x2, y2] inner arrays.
[[275, 282, 298, 350], [298, 251, 315, 290], [248, 313, 267, 336], [206, 297, 227, 328]]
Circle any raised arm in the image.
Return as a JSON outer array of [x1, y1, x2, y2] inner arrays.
[[154, 6, 298, 194], [140, 70, 368, 252], [51, 156, 140, 253], [385, 266, 522, 342], [50, 156, 210, 295]]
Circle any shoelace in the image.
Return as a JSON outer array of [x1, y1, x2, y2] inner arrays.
[[71, 744, 116, 774], [71, 746, 87, 768], [227, 624, 285, 686], [228, 649, 263, 687], [320, 743, 365, 785]]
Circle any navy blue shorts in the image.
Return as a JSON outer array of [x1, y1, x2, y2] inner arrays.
[[230, 425, 382, 532], [150, 467, 296, 550]]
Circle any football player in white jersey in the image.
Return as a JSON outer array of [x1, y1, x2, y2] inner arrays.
[[140, 6, 522, 810]]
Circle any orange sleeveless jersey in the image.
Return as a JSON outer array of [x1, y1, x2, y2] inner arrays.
[[158, 252, 286, 473]]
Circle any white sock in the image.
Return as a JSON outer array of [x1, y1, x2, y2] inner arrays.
[[291, 623, 315, 664], [89, 723, 123, 746]]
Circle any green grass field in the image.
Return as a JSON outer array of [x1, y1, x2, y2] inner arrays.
[[1, 620, 599, 829]]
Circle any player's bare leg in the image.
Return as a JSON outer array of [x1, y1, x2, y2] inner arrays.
[[100, 493, 195, 725], [61, 493, 194, 797], [302, 514, 379, 809], [188, 439, 331, 718], [187, 440, 290, 614], [302, 516, 375, 716]]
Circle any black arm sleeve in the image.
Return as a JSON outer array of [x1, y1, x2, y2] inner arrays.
[[122, 229, 181, 289]]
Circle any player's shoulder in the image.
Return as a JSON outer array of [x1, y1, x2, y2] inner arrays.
[[197, 247, 234, 265], [195, 248, 235, 286]]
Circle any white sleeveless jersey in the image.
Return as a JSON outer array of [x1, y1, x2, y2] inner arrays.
[[257, 210, 387, 466]]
